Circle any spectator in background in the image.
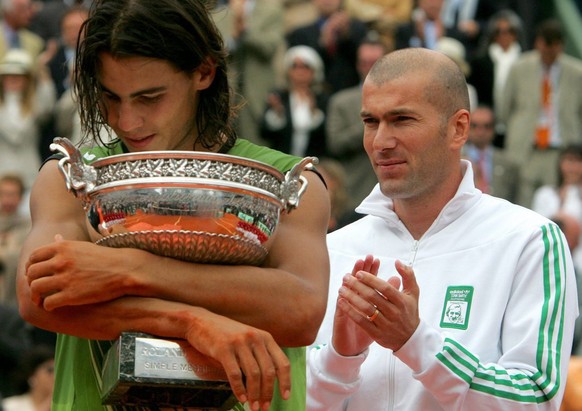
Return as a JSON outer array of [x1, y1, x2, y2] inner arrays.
[[0, 48, 56, 189], [286, 0, 368, 94], [439, 0, 500, 59], [46, 4, 88, 99], [261, 45, 329, 158], [343, 0, 412, 51], [326, 34, 385, 222], [27, 0, 67, 47], [213, 0, 284, 146], [531, 144, 582, 271], [505, 0, 548, 50], [500, 19, 582, 208], [28, 0, 92, 47], [533, 149, 582, 383], [462, 105, 520, 203], [0, 173, 30, 306], [344, 0, 412, 26], [469, 9, 525, 148], [394, 0, 464, 51], [282, 0, 319, 34], [2, 344, 54, 411], [434, 36, 478, 110], [0, 0, 44, 59], [40, 3, 89, 158]]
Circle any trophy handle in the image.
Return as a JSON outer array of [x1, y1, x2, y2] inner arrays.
[[49, 137, 97, 207], [281, 156, 318, 213]]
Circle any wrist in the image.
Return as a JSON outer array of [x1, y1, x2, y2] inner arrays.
[[123, 250, 171, 298], [140, 300, 203, 341]]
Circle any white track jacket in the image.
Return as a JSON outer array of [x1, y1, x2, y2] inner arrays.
[[308, 160, 578, 411]]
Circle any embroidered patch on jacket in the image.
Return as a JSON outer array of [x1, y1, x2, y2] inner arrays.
[[440, 286, 473, 330]]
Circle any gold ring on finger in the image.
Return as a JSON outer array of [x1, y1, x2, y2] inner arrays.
[[366, 308, 380, 322]]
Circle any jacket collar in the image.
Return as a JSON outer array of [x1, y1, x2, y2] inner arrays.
[[355, 160, 482, 237]]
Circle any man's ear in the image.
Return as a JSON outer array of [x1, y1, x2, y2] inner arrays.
[[194, 57, 217, 91], [450, 109, 470, 150]]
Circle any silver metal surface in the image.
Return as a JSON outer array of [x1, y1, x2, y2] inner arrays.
[[49, 138, 319, 408], [50, 137, 317, 265]]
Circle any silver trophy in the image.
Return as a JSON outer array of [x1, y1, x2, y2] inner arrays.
[[50, 137, 317, 409]]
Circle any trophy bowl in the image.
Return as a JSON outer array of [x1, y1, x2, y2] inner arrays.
[[49, 137, 318, 409], [50, 137, 317, 266]]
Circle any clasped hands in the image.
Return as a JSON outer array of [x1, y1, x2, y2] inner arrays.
[[333, 255, 421, 357]]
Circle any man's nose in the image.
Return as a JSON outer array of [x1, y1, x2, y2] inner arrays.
[[373, 122, 397, 150], [115, 103, 143, 132]]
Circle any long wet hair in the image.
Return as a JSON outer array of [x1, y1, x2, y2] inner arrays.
[[74, 0, 236, 151]]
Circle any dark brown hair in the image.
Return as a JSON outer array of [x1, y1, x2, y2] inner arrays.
[[74, 0, 236, 151]]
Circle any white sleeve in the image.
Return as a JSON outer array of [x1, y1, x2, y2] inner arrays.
[[395, 223, 576, 411], [309, 222, 577, 411], [306, 343, 368, 411]]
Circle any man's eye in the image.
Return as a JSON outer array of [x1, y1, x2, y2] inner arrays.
[[395, 116, 414, 122], [103, 93, 118, 102], [140, 95, 162, 103], [362, 118, 378, 125]]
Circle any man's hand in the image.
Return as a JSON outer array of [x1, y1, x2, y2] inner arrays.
[[335, 259, 420, 353], [184, 310, 291, 411], [332, 255, 380, 356], [25, 234, 143, 310]]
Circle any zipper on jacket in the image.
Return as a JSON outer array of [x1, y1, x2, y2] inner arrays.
[[387, 353, 395, 411], [407, 240, 420, 267]]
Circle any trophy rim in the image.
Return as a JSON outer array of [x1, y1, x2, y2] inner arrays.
[[89, 150, 286, 180], [89, 177, 284, 204]]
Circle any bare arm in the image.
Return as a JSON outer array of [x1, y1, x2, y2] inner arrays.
[[17, 160, 314, 409], [21, 162, 331, 346]]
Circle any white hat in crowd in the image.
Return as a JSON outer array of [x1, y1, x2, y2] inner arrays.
[[435, 37, 471, 77], [283, 45, 325, 84], [0, 49, 33, 76]]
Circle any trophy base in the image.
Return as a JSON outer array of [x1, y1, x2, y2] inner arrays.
[[101, 332, 238, 410]]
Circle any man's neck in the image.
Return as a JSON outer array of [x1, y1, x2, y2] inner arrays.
[[394, 200, 443, 240], [393, 167, 464, 240]]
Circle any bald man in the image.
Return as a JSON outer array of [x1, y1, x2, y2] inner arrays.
[[307, 47, 577, 411]]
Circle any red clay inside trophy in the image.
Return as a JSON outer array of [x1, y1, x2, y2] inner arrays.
[[50, 137, 317, 410]]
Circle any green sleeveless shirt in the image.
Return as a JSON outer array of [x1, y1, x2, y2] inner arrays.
[[51, 139, 306, 411]]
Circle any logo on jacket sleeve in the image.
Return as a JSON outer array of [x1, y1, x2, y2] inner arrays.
[[440, 286, 473, 330]]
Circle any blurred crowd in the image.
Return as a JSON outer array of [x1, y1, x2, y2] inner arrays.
[[1, 0, 582, 408]]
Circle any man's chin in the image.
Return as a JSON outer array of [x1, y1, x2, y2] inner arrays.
[[379, 182, 406, 198]]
